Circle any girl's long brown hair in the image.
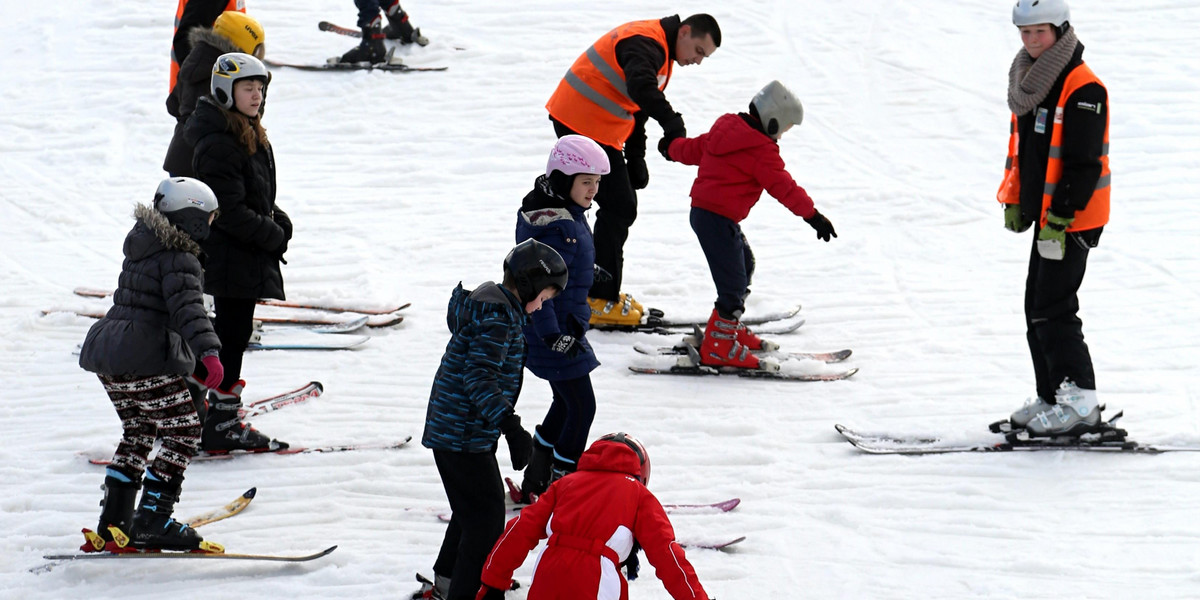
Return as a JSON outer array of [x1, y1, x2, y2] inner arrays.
[[221, 105, 270, 155]]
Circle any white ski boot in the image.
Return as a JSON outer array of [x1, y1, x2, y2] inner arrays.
[[1024, 380, 1100, 437]]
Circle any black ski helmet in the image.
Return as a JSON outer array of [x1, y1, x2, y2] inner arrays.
[[503, 239, 568, 305], [597, 432, 651, 485], [154, 177, 219, 241]]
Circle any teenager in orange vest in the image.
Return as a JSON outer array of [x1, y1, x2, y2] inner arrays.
[[998, 0, 1110, 437], [546, 15, 721, 327], [171, 0, 245, 93]]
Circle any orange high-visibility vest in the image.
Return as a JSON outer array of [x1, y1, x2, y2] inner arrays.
[[171, 0, 245, 92], [997, 63, 1110, 232], [546, 20, 673, 150]]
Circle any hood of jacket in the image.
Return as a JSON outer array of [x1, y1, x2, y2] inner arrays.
[[126, 203, 203, 261], [703, 112, 777, 157], [445, 281, 525, 334], [577, 439, 645, 480], [184, 96, 232, 148], [188, 26, 242, 58]]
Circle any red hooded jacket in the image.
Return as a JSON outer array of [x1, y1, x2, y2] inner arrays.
[[668, 113, 815, 223], [479, 440, 707, 600]]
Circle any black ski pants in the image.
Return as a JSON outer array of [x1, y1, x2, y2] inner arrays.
[[537, 374, 597, 463], [691, 207, 756, 318], [1025, 226, 1097, 401], [432, 449, 506, 600], [553, 118, 637, 302]]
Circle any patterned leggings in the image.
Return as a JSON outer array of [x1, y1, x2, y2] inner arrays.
[[99, 374, 201, 483]]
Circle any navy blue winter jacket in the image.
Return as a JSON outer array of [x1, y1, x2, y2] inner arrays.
[[515, 180, 600, 381], [422, 282, 528, 453]]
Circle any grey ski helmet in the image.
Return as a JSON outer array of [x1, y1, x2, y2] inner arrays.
[[1012, 0, 1070, 28], [503, 239, 568, 305], [154, 177, 219, 241], [751, 80, 803, 137], [210, 52, 269, 110]]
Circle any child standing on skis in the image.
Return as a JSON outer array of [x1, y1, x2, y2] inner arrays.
[[77, 177, 226, 554], [417, 240, 566, 600], [477, 433, 711, 600], [661, 80, 837, 372], [512, 135, 609, 503]]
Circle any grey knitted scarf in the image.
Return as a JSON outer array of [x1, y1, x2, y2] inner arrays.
[[1007, 26, 1079, 115]]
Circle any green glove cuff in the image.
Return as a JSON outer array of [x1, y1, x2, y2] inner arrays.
[[1045, 211, 1075, 230]]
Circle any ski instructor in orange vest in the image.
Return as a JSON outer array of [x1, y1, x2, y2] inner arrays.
[[546, 14, 721, 327], [997, 0, 1111, 439]]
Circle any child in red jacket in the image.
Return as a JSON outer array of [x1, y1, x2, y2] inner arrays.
[[661, 80, 837, 371], [475, 433, 710, 600]]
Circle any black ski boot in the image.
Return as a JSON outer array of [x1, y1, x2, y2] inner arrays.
[[339, 23, 388, 64], [129, 471, 218, 552], [517, 435, 554, 503], [201, 380, 288, 453], [549, 454, 577, 484], [185, 374, 208, 424], [82, 469, 140, 552], [384, 10, 429, 46]]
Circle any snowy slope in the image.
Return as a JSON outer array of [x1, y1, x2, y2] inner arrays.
[[3, 0, 1200, 598]]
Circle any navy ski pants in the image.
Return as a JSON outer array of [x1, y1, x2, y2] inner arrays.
[[691, 207, 756, 317]]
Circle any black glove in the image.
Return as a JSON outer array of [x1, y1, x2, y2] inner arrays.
[[500, 414, 533, 470], [804, 210, 837, 242], [660, 112, 685, 142], [624, 541, 641, 580], [626, 157, 649, 190], [657, 137, 676, 161], [476, 585, 505, 600], [543, 334, 582, 358], [593, 264, 613, 283], [274, 238, 289, 264]]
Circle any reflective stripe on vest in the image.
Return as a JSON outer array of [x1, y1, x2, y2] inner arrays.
[[996, 62, 1110, 232], [546, 20, 672, 150], [170, 0, 245, 92]]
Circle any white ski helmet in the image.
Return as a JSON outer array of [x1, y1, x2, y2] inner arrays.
[[154, 177, 219, 241], [210, 52, 269, 110], [751, 80, 803, 137], [1012, 0, 1070, 28]]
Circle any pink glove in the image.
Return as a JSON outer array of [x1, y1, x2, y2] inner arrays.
[[201, 355, 224, 390]]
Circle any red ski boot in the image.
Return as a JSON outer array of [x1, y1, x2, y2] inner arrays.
[[734, 321, 779, 351], [699, 309, 778, 371]]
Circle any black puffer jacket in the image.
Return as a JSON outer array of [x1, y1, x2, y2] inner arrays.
[[186, 96, 290, 300], [79, 205, 221, 376], [164, 28, 241, 177]]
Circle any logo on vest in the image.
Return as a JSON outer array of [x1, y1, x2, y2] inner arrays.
[[1075, 101, 1102, 114]]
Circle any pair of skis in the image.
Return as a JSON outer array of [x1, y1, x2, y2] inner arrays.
[[628, 320, 858, 382], [36, 488, 336, 571], [265, 22, 450, 73]]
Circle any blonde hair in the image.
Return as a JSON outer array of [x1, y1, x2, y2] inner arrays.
[[220, 105, 270, 155]]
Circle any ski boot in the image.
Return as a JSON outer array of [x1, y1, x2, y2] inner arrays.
[[125, 470, 222, 552], [412, 572, 450, 599], [549, 452, 577, 484], [382, 2, 430, 46], [81, 468, 140, 553], [1022, 380, 1101, 438], [201, 380, 288, 453], [515, 432, 554, 503], [339, 21, 388, 64], [588, 296, 643, 327], [735, 320, 779, 352], [698, 308, 780, 372], [185, 373, 209, 424], [620, 293, 663, 320]]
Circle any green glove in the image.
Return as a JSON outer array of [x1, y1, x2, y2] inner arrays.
[[1036, 211, 1075, 260], [1004, 204, 1031, 233]]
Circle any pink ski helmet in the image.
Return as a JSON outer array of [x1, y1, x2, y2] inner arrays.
[[546, 135, 610, 178]]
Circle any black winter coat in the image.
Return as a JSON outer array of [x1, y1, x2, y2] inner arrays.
[[79, 205, 221, 377], [186, 96, 290, 300], [164, 28, 241, 177]]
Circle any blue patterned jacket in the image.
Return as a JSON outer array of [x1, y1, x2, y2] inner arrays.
[[422, 281, 528, 453]]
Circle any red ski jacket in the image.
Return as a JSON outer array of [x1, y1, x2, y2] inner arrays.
[[479, 441, 708, 600], [668, 112, 815, 223]]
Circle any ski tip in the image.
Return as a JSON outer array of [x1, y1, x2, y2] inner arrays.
[[243, 487, 257, 499], [320, 545, 338, 556], [834, 424, 849, 434], [717, 498, 741, 511], [311, 381, 325, 393]]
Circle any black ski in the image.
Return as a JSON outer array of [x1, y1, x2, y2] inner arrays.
[[592, 305, 804, 335]]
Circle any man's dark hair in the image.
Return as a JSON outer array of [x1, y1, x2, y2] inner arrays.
[[682, 14, 721, 47]]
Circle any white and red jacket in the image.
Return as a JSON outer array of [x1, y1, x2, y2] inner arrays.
[[479, 441, 708, 600]]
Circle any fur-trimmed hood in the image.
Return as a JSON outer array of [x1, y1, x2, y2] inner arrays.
[[129, 203, 203, 259], [188, 26, 243, 57]]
